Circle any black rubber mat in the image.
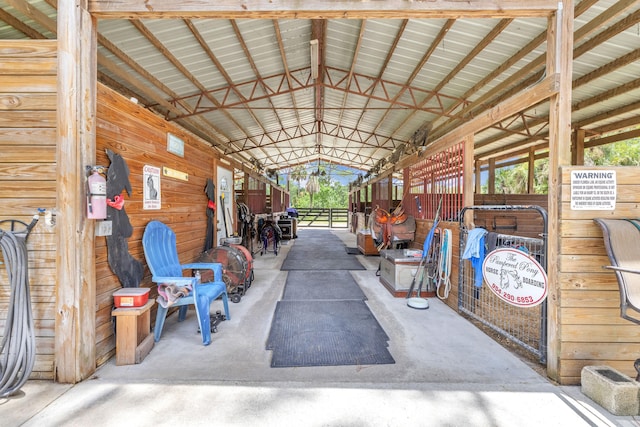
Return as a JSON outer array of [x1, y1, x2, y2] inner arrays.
[[282, 270, 367, 301], [281, 256, 365, 270], [281, 229, 365, 270], [266, 300, 395, 367], [345, 247, 359, 254]]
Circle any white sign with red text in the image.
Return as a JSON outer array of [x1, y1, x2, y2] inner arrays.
[[482, 248, 548, 308]]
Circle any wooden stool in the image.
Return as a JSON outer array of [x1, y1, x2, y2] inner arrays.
[[112, 300, 155, 365]]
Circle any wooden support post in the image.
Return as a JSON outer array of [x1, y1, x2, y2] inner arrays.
[[56, 0, 98, 383], [244, 168, 250, 204], [488, 158, 496, 194], [474, 159, 482, 195], [366, 184, 370, 207], [464, 135, 475, 227], [546, 0, 574, 383], [528, 147, 536, 194], [572, 128, 585, 166]]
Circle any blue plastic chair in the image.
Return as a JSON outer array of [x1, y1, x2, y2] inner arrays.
[[142, 220, 230, 345]]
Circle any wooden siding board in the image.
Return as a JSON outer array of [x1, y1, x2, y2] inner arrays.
[[0, 181, 57, 198], [561, 203, 640, 220], [0, 93, 57, 110], [0, 40, 57, 57], [0, 111, 57, 127], [0, 76, 57, 92], [0, 164, 59, 180], [0, 128, 56, 145], [561, 342, 640, 361], [559, 272, 618, 291], [0, 146, 56, 162], [560, 290, 620, 309], [559, 237, 607, 255], [561, 307, 629, 325], [0, 59, 57, 75], [559, 254, 612, 273], [561, 324, 640, 342], [560, 219, 606, 238]]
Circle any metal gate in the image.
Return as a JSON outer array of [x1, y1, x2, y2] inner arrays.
[[458, 205, 548, 363]]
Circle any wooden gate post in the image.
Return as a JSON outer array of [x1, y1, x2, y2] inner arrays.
[[56, 0, 98, 383], [545, 0, 575, 382]]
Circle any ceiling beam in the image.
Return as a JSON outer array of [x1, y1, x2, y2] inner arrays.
[[273, 19, 303, 161], [225, 121, 406, 155], [161, 65, 466, 120], [584, 127, 640, 148], [88, 1, 558, 19], [0, 6, 47, 38], [311, 19, 327, 152]]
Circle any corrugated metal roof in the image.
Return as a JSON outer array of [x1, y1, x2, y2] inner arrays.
[[2, 0, 639, 178]]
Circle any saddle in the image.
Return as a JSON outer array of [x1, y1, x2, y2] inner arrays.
[[370, 205, 416, 250]]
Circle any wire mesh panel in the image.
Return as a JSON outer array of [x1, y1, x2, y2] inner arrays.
[[458, 205, 548, 363]]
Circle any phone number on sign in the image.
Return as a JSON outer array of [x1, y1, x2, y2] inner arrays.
[[490, 283, 534, 305]]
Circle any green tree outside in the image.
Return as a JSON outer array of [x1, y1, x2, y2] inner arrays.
[[290, 173, 349, 208], [488, 139, 638, 194]]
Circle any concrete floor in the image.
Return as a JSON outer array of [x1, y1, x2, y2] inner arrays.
[[1, 229, 639, 426]]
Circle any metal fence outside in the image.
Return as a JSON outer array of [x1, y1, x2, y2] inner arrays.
[[458, 205, 548, 363]]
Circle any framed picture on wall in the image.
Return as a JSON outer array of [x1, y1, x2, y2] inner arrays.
[[167, 133, 184, 157]]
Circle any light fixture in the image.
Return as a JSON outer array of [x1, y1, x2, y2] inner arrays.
[[310, 39, 319, 80]]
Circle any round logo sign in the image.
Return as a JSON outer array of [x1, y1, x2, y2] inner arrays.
[[482, 248, 548, 308]]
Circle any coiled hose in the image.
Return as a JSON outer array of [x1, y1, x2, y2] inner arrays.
[[0, 228, 36, 397]]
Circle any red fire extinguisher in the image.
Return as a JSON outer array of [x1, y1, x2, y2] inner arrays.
[[87, 168, 107, 219]]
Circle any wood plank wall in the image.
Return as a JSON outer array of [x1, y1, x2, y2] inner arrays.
[[95, 84, 221, 366], [557, 166, 640, 384], [0, 40, 58, 379]]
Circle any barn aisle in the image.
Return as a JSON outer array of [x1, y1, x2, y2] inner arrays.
[[2, 229, 630, 426], [267, 228, 394, 367]]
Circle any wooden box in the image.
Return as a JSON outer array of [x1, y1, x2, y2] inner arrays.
[[357, 231, 379, 255]]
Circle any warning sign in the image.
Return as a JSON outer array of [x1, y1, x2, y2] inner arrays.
[[570, 170, 616, 210]]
